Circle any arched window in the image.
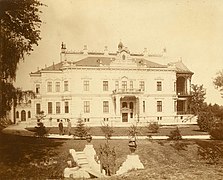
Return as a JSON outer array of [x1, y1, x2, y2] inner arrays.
[[122, 102, 127, 108], [130, 102, 134, 110], [21, 110, 26, 121], [16, 111, 19, 118], [28, 111, 31, 118]]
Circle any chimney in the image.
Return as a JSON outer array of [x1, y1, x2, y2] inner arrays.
[[61, 42, 66, 53], [60, 42, 67, 62], [83, 45, 88, 55], [143, 48, 148, 56], [104, 46, 108, 55]]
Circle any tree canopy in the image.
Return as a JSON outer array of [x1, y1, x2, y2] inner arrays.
[[190, 84, 206, 115], [213, 70, 223, 97], [0, 0, 43, 118]]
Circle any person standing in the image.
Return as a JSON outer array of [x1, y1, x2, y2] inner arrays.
[[67, 119, 72, 136], [59, 120, 63, 135]]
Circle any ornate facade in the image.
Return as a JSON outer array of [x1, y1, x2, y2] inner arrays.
[[16, 42, 196, 126]]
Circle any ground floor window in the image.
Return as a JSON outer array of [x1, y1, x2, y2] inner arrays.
[[56, 102, 61, 114], [48, 102, 52, 114], [65, 101, 69, 113], [103, 101, 109, 113], [36, 103, 41, 114], [157, 101, 162, 112], [84, 101, 90, 113], [16, 111, 19, 118], [28, 111, 31, 118]]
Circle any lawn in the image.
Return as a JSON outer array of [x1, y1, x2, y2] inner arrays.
[[47, 124, 208, 136], [0, 133, 223, 179]]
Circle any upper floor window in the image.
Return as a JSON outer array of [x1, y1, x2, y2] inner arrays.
[[157, 81, 162, 91], [47, 82, 52, 92], [36, 103, 41, 114], [122, 54, 126, 60], [130, 102, 134, 110], [122, 81, 127, 91], [103, 81, 108, 91], [35, 84, 40, 94], [115, 81, 119, 89], [65, 101, 69, 113], [157, 101, 162, 112], [48, 102, 52, 114], [83, 80, 89, 91], [130, 81, 133, 90], [64, 81, 69, 91], [103, 101, 109, 113], [55, 82, 60, 92], [84, 101, 90, 113], [56, 102, 61, 114], [139, 81, 145, 91]]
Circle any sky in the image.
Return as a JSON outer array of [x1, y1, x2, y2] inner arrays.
[[15, 0, 223, 105]]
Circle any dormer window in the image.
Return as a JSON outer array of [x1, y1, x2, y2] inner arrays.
[[122, 54, 126, 60]]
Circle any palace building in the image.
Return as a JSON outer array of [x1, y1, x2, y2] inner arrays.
[[15, 42, 196, 126]]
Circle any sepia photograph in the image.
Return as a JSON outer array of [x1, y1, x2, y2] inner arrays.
[[0, 0, 223, 179]]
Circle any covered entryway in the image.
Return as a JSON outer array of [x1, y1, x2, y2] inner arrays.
[[120, 96, 137, 122]]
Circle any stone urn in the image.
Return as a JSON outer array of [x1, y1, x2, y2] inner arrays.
[[86, 133, 92, 143], [128, 136, 137, 154]]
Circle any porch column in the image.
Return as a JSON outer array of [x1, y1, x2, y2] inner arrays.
[[116, 96, 120, 116]]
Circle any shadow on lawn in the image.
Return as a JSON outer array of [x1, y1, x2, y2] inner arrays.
[[196, 140, 223, 165]]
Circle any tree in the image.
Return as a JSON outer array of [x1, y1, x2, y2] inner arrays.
[[74, 119, 89, 139], [189, 84, 206, 115], [0, 0, 43, 119], [213, 70, 223, 97]]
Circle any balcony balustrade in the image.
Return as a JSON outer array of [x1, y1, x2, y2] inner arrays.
[[112, 88, 144, 94]]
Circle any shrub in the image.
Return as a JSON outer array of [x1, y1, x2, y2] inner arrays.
[[209, 120, 223, 140], [100, 122, 114, 140], [74, 119, 89, 138], [98, 143, 116, 176], [197, 111, 215, 131], [128, 124, 139, 137], [35, 122, 48, 137], [168, 127, 182, 140], [147, 122, 159, 133]]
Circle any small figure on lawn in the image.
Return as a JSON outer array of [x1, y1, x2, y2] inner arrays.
[[59, 120, 64, 135], [67, 119, 72, 136]]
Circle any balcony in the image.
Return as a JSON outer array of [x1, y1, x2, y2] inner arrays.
[[177, 91, 192, 97], [113, 88, 144, 95]]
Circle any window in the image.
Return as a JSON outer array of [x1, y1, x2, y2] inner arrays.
[[64, 81, 69, 91], [130, 102, 134, 110], [130, 113, 133, 118], [36, 103, 41, 114], [84, 101, 90, 113], [157, 101, 162, 112], [48, 102, 52, 114], [157, 117, 162, 120], [84, 118, 90, 122], [103, 118, 109, 121], [103, 101, 109, 113], [130, 81, 133, 90], [103, 81, 108, 91], [157, 81, 162, 91], [47, 82, 52, 92], [28, 111, 31, 118], [16, 111, 19, 118], [83, 80, 89, 91], [122, 81, 127, 91], [36, 84, 40, 94], [143, 101, 145, 113], [65, 101, 69, 113], [139, 81, 145, 91], [122, 102, 127, 108], [55, 82, 60, 92], [56, 102, 61, 114], [115, 81, 119, 89]]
